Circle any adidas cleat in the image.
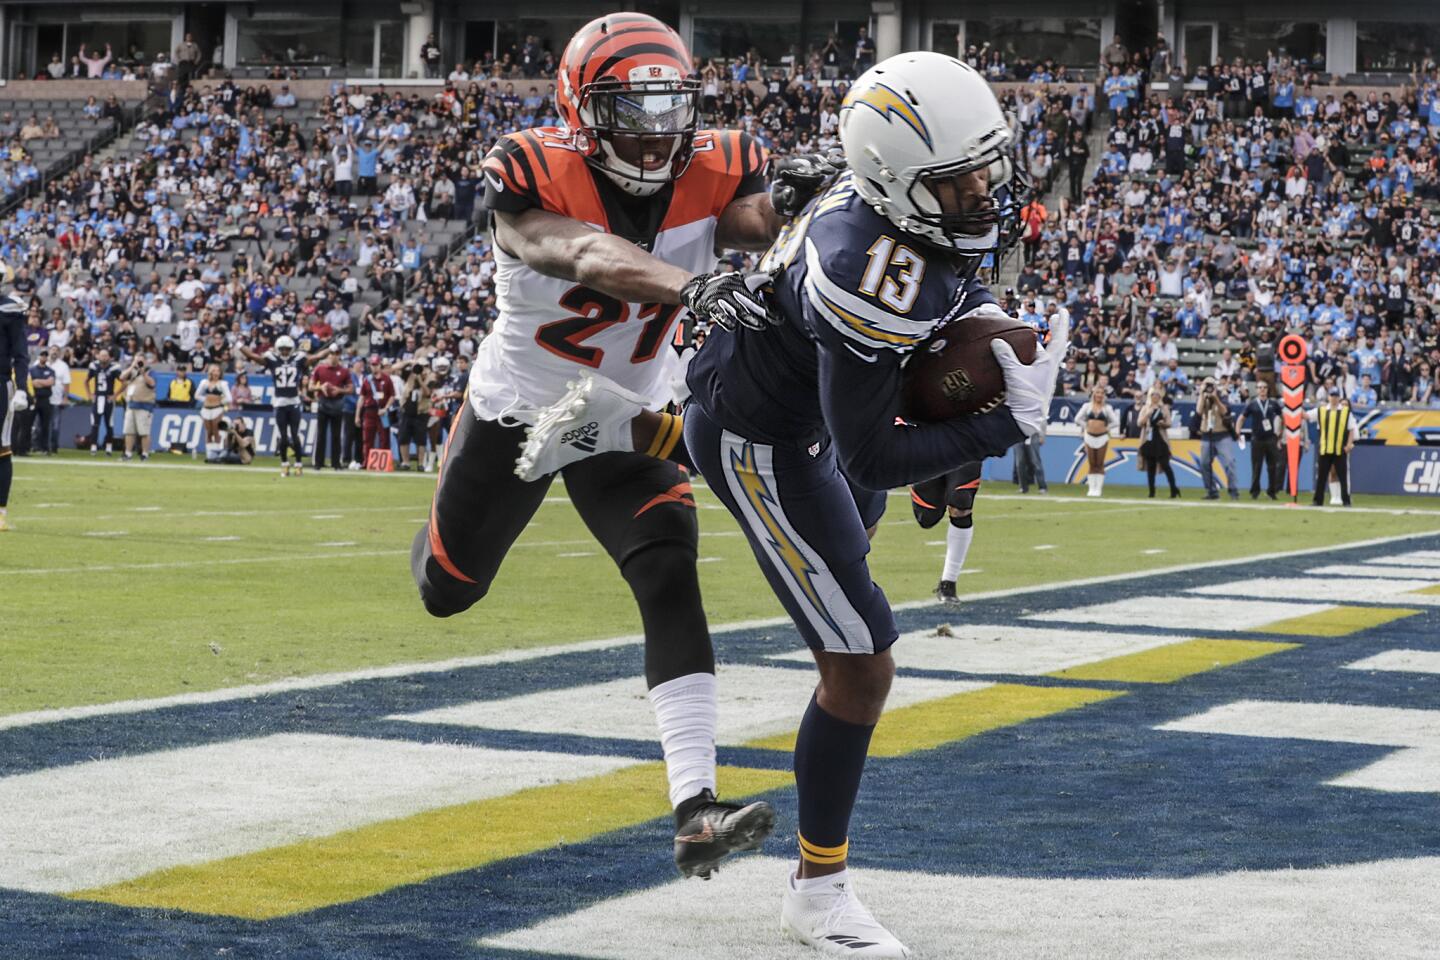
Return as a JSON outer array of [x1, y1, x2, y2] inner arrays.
[[515, 374, 648, 481], [934, 579, 960, 605], [673, 789, 776, 880], [782, 871, 911, 957]]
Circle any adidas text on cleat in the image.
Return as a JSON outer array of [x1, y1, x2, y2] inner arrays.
[[672, 789, 776, 880], [782, 871, 911, 957], [934, 579, 960, 604], [515, 374, 649, 481]]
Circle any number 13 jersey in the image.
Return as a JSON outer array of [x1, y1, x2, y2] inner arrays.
[[469, 127, 767, 423]]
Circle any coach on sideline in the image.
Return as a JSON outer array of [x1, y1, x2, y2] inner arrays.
[[1240, 380, 1283, 499]]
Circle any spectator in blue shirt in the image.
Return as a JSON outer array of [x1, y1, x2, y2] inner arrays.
[[1350, 374, 1377, 408], [1353, 336, 1383, 383]]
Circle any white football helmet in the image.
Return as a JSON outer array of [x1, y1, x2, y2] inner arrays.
[[840, 52, 1027, 259], [275, 335, 295, 356]]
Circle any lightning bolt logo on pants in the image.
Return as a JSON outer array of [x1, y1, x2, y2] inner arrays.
[[729, 443, 845, 639]]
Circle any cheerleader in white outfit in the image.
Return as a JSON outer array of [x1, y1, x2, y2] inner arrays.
[[195, 363, 233, 461], [1081, 385, 1119, 497]]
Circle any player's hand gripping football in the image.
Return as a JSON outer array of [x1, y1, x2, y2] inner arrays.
[[992, 310, 1069, 438], [680, 271, 778, 333], [769, 151, 846, 218]]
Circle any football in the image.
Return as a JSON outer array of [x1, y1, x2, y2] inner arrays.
[[901, 314, 1038, 421]]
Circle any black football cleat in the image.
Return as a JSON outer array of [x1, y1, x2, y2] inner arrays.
[[934, 579, 961, 605], [673, 789, 776, 880]]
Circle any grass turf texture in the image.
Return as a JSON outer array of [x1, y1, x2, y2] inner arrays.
[[6, 453, 1440, 716]]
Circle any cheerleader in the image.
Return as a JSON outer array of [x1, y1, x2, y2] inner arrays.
[[195, 363, 233, 462], [1081, 384, 1119, 497], [1137, 384, 1181, 498]]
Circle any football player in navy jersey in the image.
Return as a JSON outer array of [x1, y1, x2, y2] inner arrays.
[[240, 335, 326, 477], [520, 53, 1068, 957]]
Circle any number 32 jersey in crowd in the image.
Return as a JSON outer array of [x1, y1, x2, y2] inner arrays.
[[468, 127, 767, 422]]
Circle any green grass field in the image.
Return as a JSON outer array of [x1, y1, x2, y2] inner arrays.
[[6, 452, 1440, 716]]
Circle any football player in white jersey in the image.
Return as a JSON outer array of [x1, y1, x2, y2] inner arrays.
[[410, 12, 832, 879]]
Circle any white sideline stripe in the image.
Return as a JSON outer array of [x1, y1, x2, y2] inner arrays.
[[1189, 577, 1440, 607], [480, 854, 1440, 960], [974, 491, 1440, 518], [1029, 596, 1335, 632], [0, 733, 632, 893], [0, 548, 413, 577], [769, 624, 1186, 676], [20, 457, 439, 479], [2, 528, 1436, 730], [1344, 649, 1440, 675], [1157, 700, 1440, 792], [1307, 564, 1440, 581], [388, 664, 981, 745]]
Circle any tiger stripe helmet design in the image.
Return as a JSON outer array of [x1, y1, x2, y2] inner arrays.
[[556, 13, 701, 197]]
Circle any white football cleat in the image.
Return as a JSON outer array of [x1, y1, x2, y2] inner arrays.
[[515, 374, 649, 481], [781, 871, 911, 958]]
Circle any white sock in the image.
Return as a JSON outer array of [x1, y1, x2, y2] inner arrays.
[[941, 524, 973, 582], [647, 672, 718, 807], [794, 868, 849, 895], [1329, 480, 1342, 504], [1095, 474, 1105, 496]]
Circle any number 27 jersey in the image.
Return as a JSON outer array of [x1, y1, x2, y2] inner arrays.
[[468, 127, 767, 422]]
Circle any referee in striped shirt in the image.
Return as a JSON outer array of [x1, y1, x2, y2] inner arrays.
[[1308, 387, 1356, 507]]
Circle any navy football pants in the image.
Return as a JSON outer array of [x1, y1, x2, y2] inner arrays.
[[684, 404, 896, 655]]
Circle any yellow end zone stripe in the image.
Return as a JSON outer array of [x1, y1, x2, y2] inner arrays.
[[1257, 606, 1421, 637], [70, 762, 791, 920], [1412, 584, 1440, 596], [744, 683, 1122, 756], [1048, 638, 1299, 684]]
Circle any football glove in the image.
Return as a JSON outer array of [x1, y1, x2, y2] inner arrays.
[[9, 389, 28, 412], [769, 152, 846, 219], [680, 271, 777, 333], [992, 310, 1070, 439]]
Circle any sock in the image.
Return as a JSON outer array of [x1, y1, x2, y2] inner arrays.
[[0, 451, 11, 508], [794, 693, 875, 865], [941, 524, 973, 582], [647, 672, 718, 808], [1329, 480, 1342, 504], [1095, 474, 1105, 496], [793, 868, 849, 895], [1086, 474, 1098, 494]]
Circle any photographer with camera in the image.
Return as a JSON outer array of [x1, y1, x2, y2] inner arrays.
[[1195, 377, 1240, 501], [119, 353, 157, 462], [396, 360, 432, 472]]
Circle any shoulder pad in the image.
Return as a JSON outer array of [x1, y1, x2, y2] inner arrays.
[[801, 210, 959, 352]]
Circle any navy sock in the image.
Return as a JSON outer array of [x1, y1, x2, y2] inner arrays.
[[793, 692, 875, 867], [0, 451, 11, 508]]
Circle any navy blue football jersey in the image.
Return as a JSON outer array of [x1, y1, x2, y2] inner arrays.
[[686, 173, 1024, 490]]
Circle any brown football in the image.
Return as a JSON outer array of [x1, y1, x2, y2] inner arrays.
[[901, 314, 1037, 422]]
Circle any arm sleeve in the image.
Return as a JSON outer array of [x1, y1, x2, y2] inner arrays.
[[816, 321, 1024, 491]]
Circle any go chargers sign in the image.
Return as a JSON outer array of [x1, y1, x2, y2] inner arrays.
[[1403, 450, 1440, 495]]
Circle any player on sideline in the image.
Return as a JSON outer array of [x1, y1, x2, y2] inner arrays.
[[519, 53, 1068, 956], [0, 291, 28, 531], [909, 463, 981, 604], [409, 13, 834, 879], [240, 335, 320, 477]]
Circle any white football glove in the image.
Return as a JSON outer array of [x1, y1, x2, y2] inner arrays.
[[991, 311, 1070, 439], [10, 390, 28, 412]]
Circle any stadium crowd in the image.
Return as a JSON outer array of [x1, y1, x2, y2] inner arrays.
[[9, 31, 1440, 471], [1014, 43, 1440, 413]]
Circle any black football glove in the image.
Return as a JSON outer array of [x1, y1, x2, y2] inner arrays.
[[769, 152, 847, 219], [680, 271, 778, 333]]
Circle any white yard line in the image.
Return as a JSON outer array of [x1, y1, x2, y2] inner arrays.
[[2, 529, 1435, 731]]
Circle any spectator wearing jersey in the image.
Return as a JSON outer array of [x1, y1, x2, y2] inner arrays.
[[86, 349, 122, 455], [118, 353, 157, 462], [309, 345, 352, 471], [357, 354, 396, 465]]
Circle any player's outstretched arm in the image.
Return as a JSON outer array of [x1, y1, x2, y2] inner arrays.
[[818, 333, 1025, 492], [714, 193, 786, 252], [494, 207, 693, 305]]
